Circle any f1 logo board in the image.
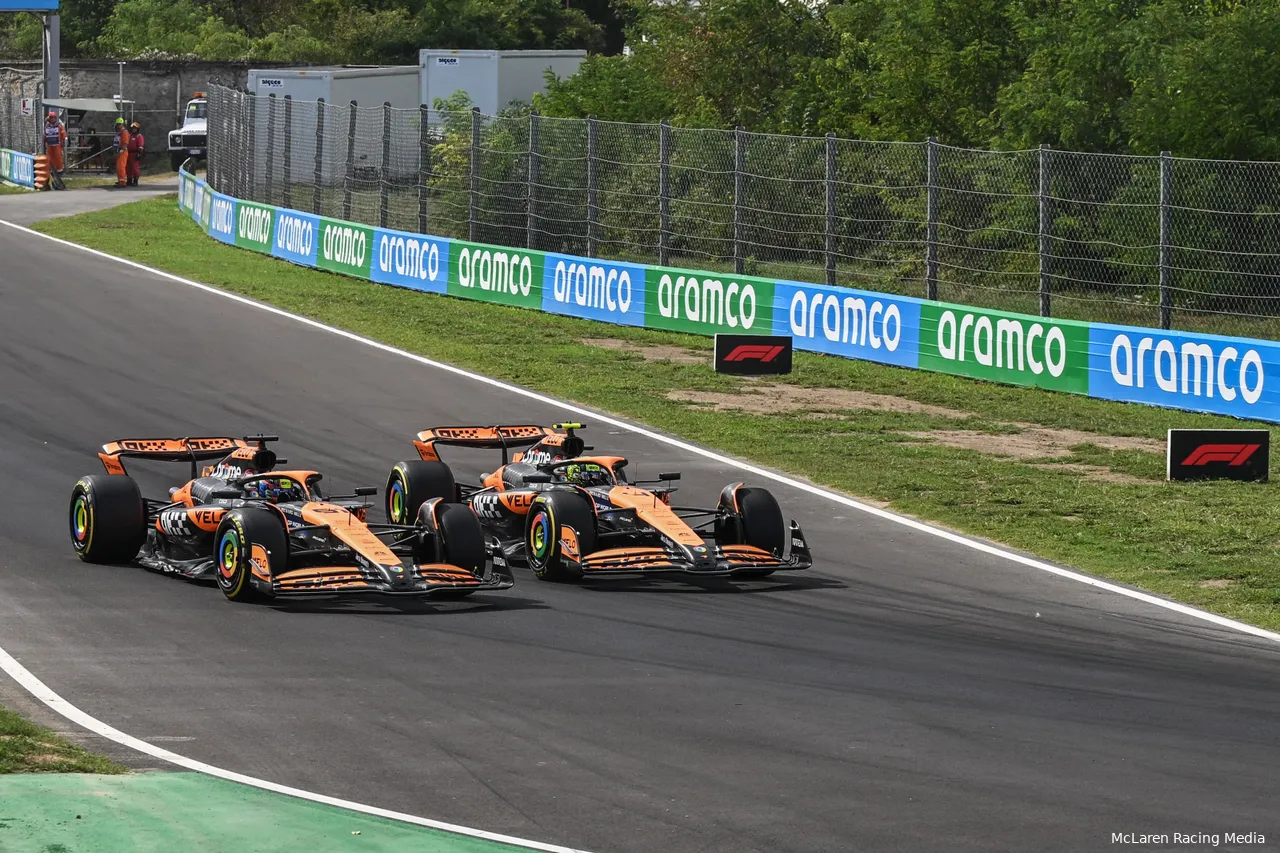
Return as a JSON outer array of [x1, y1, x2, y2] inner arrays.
[[715, 334, 793, 376], [1167, 429, 1270, 482]]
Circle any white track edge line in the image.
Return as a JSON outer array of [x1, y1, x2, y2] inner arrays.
[[0, 647, 588, 853], [0, 214, 1277, 838]]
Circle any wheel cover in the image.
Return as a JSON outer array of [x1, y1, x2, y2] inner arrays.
[[389, 480, 405, 523], [218, 530, 240, 580], [71, 495, 90, 549], [529, 509, 551, 564]]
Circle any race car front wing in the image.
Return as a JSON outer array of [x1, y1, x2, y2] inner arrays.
[[577, 522, 813, 577], [269, 562, 512, 596]]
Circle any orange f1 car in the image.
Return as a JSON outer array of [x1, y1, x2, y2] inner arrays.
[[69, 435, 511, 601], [384, 423, 813, 582]]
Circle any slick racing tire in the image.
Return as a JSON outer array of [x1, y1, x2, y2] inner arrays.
[[69, 475, 146, 563], [214, 509, 286, 602], [719, 487, 785, 578], [386, 461, 456, 525], [429, 503, 488, 599], [525, 491, 596, 582]]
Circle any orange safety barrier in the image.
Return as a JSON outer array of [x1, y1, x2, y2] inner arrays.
[[33, 155, 49, 190]]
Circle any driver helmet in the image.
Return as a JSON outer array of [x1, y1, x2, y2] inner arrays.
[[248, 476, 306, 503], [557, 462, 612, 488]]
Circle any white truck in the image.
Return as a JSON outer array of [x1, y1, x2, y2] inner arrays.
[[168, 92, 208, 171]]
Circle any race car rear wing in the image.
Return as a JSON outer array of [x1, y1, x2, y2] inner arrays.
[[99, 435, 277, 478], [413, 423, 586, 464]]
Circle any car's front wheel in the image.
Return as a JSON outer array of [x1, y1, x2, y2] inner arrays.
[[716, 486, 786, 578], [525, 491, 596, 582], [214, 509, 286, 602]]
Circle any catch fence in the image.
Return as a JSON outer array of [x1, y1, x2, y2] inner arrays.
[[203, 84, 1280, 338]]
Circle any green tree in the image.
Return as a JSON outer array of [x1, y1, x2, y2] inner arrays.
[[534, 54, 672, 123]]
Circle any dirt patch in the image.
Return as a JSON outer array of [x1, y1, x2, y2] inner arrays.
[[1198, 579, 1237, 589], [668, 386, 968, 418], [1031, 463, 1155, 486], [901, 428, 1162, 462], [580, 338, 706, 364]]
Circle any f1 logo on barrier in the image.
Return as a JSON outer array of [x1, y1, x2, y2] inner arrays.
[[724, 344, 787, 363], [1182, 444, 1260, 467], [1167, 429, 1269, 482], [715, 334, 793, 375]]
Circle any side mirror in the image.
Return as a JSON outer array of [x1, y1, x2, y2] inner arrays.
[[353, 486, 378, 497], [658, 472, 681, 481], [524, 473, 553, 484], [210, 487, 241, 499]]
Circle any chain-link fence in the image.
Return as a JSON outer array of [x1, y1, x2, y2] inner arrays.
[[0, 68, 41, 154], [204, 85, 1280, 339]]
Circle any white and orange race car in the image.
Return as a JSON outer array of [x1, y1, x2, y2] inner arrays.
[[69, 435, 511, 601], [385, 423, 813, 582]]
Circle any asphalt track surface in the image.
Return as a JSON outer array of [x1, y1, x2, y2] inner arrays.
[[1, 221, 1279, 853]]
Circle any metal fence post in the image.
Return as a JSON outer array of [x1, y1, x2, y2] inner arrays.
[[659, 120, 671, 266], [1038, 144, 1051, 317], [313, 98, 325, 215], [734, 126, 745, 275], [1159, 151, 1174, 330], [264, 94, 276, 206], [825, 133, 837, 287], [342, 101, 357, 221], [231, 89, 243, 199], [418, 104, 430, 235], [925, 137, 939, 301], [247, 92, 258, 201], [587, 115, 598, 257], [469, 107, 480, 243], [528, 109, 540, 251], [282, 95, 293, 209], [380, 102, 392, 228]]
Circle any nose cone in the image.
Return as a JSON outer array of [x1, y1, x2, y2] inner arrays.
[[690, 545, 715, 570], [387, 561, 415, 590]]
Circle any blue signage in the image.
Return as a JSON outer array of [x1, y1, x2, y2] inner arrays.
[[772, 280, 921, 369], [1088, 323, 1280, 423], [270, 209, 319, 267], [2, 150, 35, 188], [208, 191, 236, 245], [541, 253, 647, 327], [0, 1, 59, 10], [370, 227, 449, 293]]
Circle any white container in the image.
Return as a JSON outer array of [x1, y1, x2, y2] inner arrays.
[[246, 66, 421, 185], [247, 66, 420, 108], [419, 50, 587, 116]]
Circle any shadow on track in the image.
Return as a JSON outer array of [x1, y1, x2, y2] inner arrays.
[[569, 574, 848, 595], [263, 594, 550, 616]]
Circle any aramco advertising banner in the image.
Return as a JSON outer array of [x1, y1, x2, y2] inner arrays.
[[178, 170, 1280, 424]]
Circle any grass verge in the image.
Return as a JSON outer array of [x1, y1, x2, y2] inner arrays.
[[0, 706, 126, 774], [34, 196, 1280, 630]]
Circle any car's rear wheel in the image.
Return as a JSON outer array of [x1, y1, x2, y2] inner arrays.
[[526, 491, 596, 582], [70, 475, 146, 564], [718, 486, 785, 578], [386, 461, 456, 525], [214, 509, 285, 602]]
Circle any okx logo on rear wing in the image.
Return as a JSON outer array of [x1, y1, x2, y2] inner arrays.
[[413, 423, 585, 465]]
